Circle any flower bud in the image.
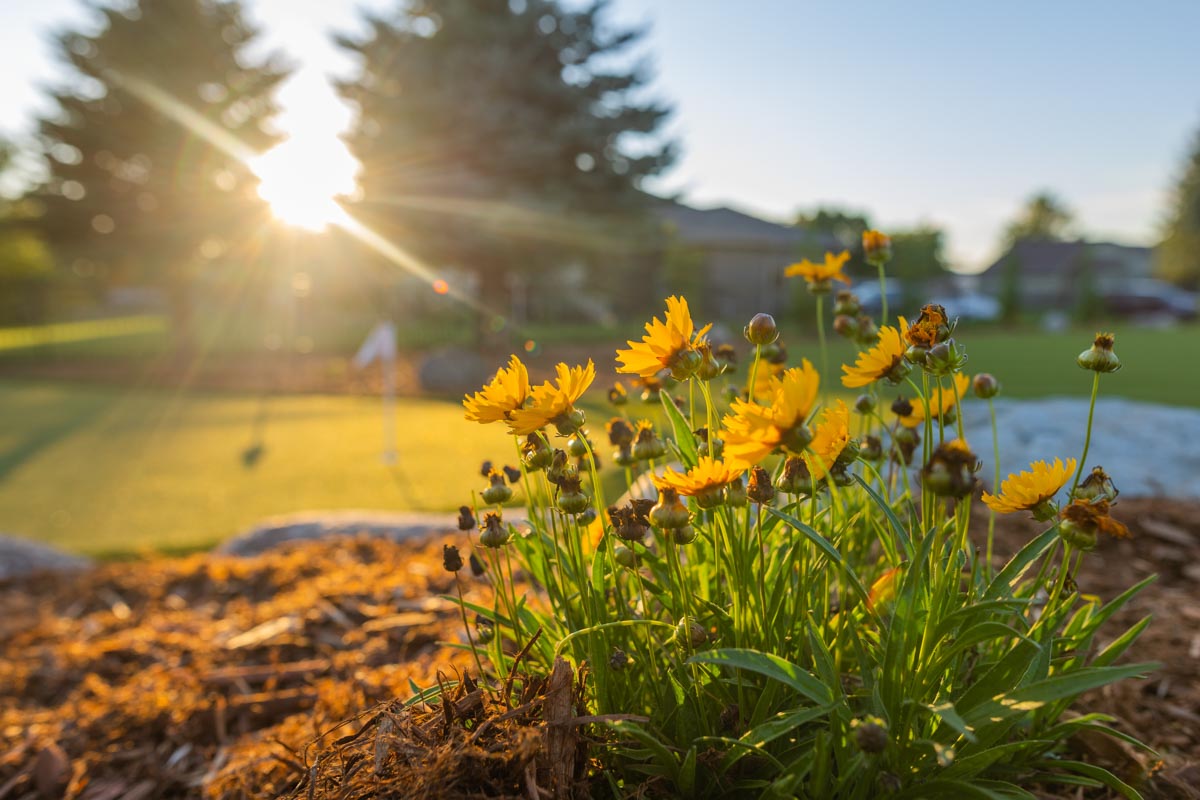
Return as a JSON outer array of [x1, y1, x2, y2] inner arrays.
[[834, 290, 861, 317], [633, 423, 667, 461], [859, 435, 883, 462], [1077, 332, 1121, 373], [725, 476, 748, 507], [780, 424, 813, 452], [925, 339, 968, 377], [523, 434, 553, 471], [884, 357, 912, 385], [479, 512, 510, 548], [694, 486, 726, 510], [904, 344, 929, 365], [862, 230, 892, 267], [475, 615, 495, 644], [608, 382, 628, 406], [479, 460, 493, 478], [502, 465, 522, 484], [1058, 518, 1098, 551], [854, 394, 876, 415], [694, 427, 724, 459], [1072, 466, 1119, 503], [856, 315, 880, 345], [891, 396, 914, 418], [546, 450, 569, 486], [442, 544, 463, 573], [676, 617, 707, 646], [776, 456, 813, 496], [744, 313, 779, 346], [759, 341, 782, 362], [972, 373, 1000, 399], [457, 505, 476, 531], [853, 717, 889, 754], [669, 346, 703, 380], [921, 440, 978, 498], [609, 648, 631, 671], [613, 445, 635, 468], [554, 407, 587, 436], [833, 314, 860, 339], [469, 552, 486, 577], [639, 378, 662, 403], [577, 506, 597, 527], [747, 466, 776, 505], [481, 471, 513, 505], [567, 435, 589, 458], [672, 524, 697, 545], [613, 544, 637, 569], [556, 489, 590, 520], [649, 488, 690, 530]]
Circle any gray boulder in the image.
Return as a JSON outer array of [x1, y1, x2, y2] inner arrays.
[[0, 535, 92, 581]]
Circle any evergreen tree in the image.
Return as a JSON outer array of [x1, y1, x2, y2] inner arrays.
[[1003, 191, 1074, 245], [1157, 126, 1200, 287], [33, 0, 289, 342], [335, 0, 675, 327]]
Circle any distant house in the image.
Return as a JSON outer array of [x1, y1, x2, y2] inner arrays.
[[979, 239, 1153, 310], [657, 202, 838, 319]]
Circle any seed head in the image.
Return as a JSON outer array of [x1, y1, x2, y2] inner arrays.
[[457, 505, 476, 531], [747, 466, 776, 505], [442, 544, 463, 573], [1078, 332, 1121, 373]]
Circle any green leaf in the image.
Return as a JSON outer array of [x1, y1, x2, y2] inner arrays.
[[963, 663, 1158, 726], [660, 388, 698, 467], [738, 705, 831, 749], [854, 473, 912, 558], [1033, 760, 1142, 800], [925, 701, 977, 742], [689, 648, 833, 706], [766, 508, 870, 607], [986, 527, 1058, 600], [1090, 615, 1152, 668]]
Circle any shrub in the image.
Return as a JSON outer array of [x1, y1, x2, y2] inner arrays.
[[448, 245, 1154, 798]]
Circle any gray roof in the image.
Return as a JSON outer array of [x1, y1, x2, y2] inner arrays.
[[657, 202, 835, 251], [981, 239, 1152, 279]]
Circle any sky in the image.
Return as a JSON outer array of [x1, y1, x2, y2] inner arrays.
[[2, 0, 1199, 272]]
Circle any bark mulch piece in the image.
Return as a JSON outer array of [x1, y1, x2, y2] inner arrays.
[[1, 498, 1198, 798]]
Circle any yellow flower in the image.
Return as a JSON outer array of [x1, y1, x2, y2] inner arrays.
[[785, 250, 852, 288], [841, 319, 909, 388], [803, 400, 850, 481], [752, 359, 785, 401], [723, 360, 820, 468], [616, 296, 713, 380], [507, 360, 595, 436], [862, 230, 892, 265], [654, 456, 744, 497], [464, 355, 529, 424], [983, 458, 1077, 515], [898, 373, 971, 428]]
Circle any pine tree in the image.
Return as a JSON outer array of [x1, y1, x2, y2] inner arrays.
[[33, 0, 289, 342], [335, 0, 675, 327], [1157, 127, 1200, 287]]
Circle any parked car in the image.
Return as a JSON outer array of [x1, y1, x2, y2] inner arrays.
[[1103, 280, 1196, 321], [924, 292, 1001, 322], [853, 281, 905, 316]]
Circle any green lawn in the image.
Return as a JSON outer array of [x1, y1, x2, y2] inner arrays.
[[0, 381, 534, 557]]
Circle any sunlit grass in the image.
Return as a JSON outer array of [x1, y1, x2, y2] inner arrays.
[[0, 381, 522, 557]]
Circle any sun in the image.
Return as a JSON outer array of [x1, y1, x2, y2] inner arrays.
[[250, 135, 358, 231]]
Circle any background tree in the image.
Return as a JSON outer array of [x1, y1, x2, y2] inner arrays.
[[793, 207, 871, 251], [0, 137, 55, 324], [335, 0, 675, 333], [33, 0, 289, 345], [1157, 125, 1200, 287], [1003, 191, 1075, 245]]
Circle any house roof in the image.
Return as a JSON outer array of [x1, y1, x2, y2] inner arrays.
[[657, 201, 836, 251], [981, 239, 1153, 279]]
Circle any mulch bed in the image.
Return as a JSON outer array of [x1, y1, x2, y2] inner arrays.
[[1, 499, 1198, 799]]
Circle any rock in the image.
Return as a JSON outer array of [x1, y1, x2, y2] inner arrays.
[[0, 535, 91, 581], [218, 510, 458, 557], [959, 397, 1200, 500], [417, 346, 490, 395]]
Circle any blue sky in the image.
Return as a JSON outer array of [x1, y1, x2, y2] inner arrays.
[[3, 0, 1199, 271]]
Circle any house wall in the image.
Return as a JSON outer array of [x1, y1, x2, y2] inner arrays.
[[704, 247, 795, 320]]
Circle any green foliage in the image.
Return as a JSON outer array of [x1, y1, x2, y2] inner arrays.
[[32, 0, 288, 290], [336, 0, 675, 310], [889, 225, 951, 304], [1003, 191, 1075, 246], [1156, 124, 1200, 287], [450, 301, 1154, 797], [999, 254, 1022, 323]]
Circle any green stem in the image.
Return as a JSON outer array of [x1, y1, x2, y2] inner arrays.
[[986, 397, 1000, 571], [816, 294, 829, 396], [877, 263, 889, 326], [1071, 372, 1101, 493], [747, 343, 763, 401]]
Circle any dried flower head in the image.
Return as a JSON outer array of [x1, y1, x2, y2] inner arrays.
[[922, 439, 979, 498], [442, 544, 464, 573], [457, 505, 476, 531], [1077, 332, 1121, 373], [904, 304, 951, 350]]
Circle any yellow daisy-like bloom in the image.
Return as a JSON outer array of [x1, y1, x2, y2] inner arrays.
[[785, 250, 852, 287], [723, 360, 820, 468], [464, 354, 529, 424], [983, 457, 1077, 515], [752, 359, 785, 401], [898, 372, 971, 428], [507, 360, 595, 436], [803, 400, 850, 481], [841, 319, 909, 388], [616, 296, 713, 380], [653, 456, 745, 497]]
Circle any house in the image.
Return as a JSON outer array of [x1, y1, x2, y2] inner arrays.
[[657, 202, 839, 320], [978, 239, 1154, 311]]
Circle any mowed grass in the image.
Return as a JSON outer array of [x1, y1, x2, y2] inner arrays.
[[0, 381, 528, 557]]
